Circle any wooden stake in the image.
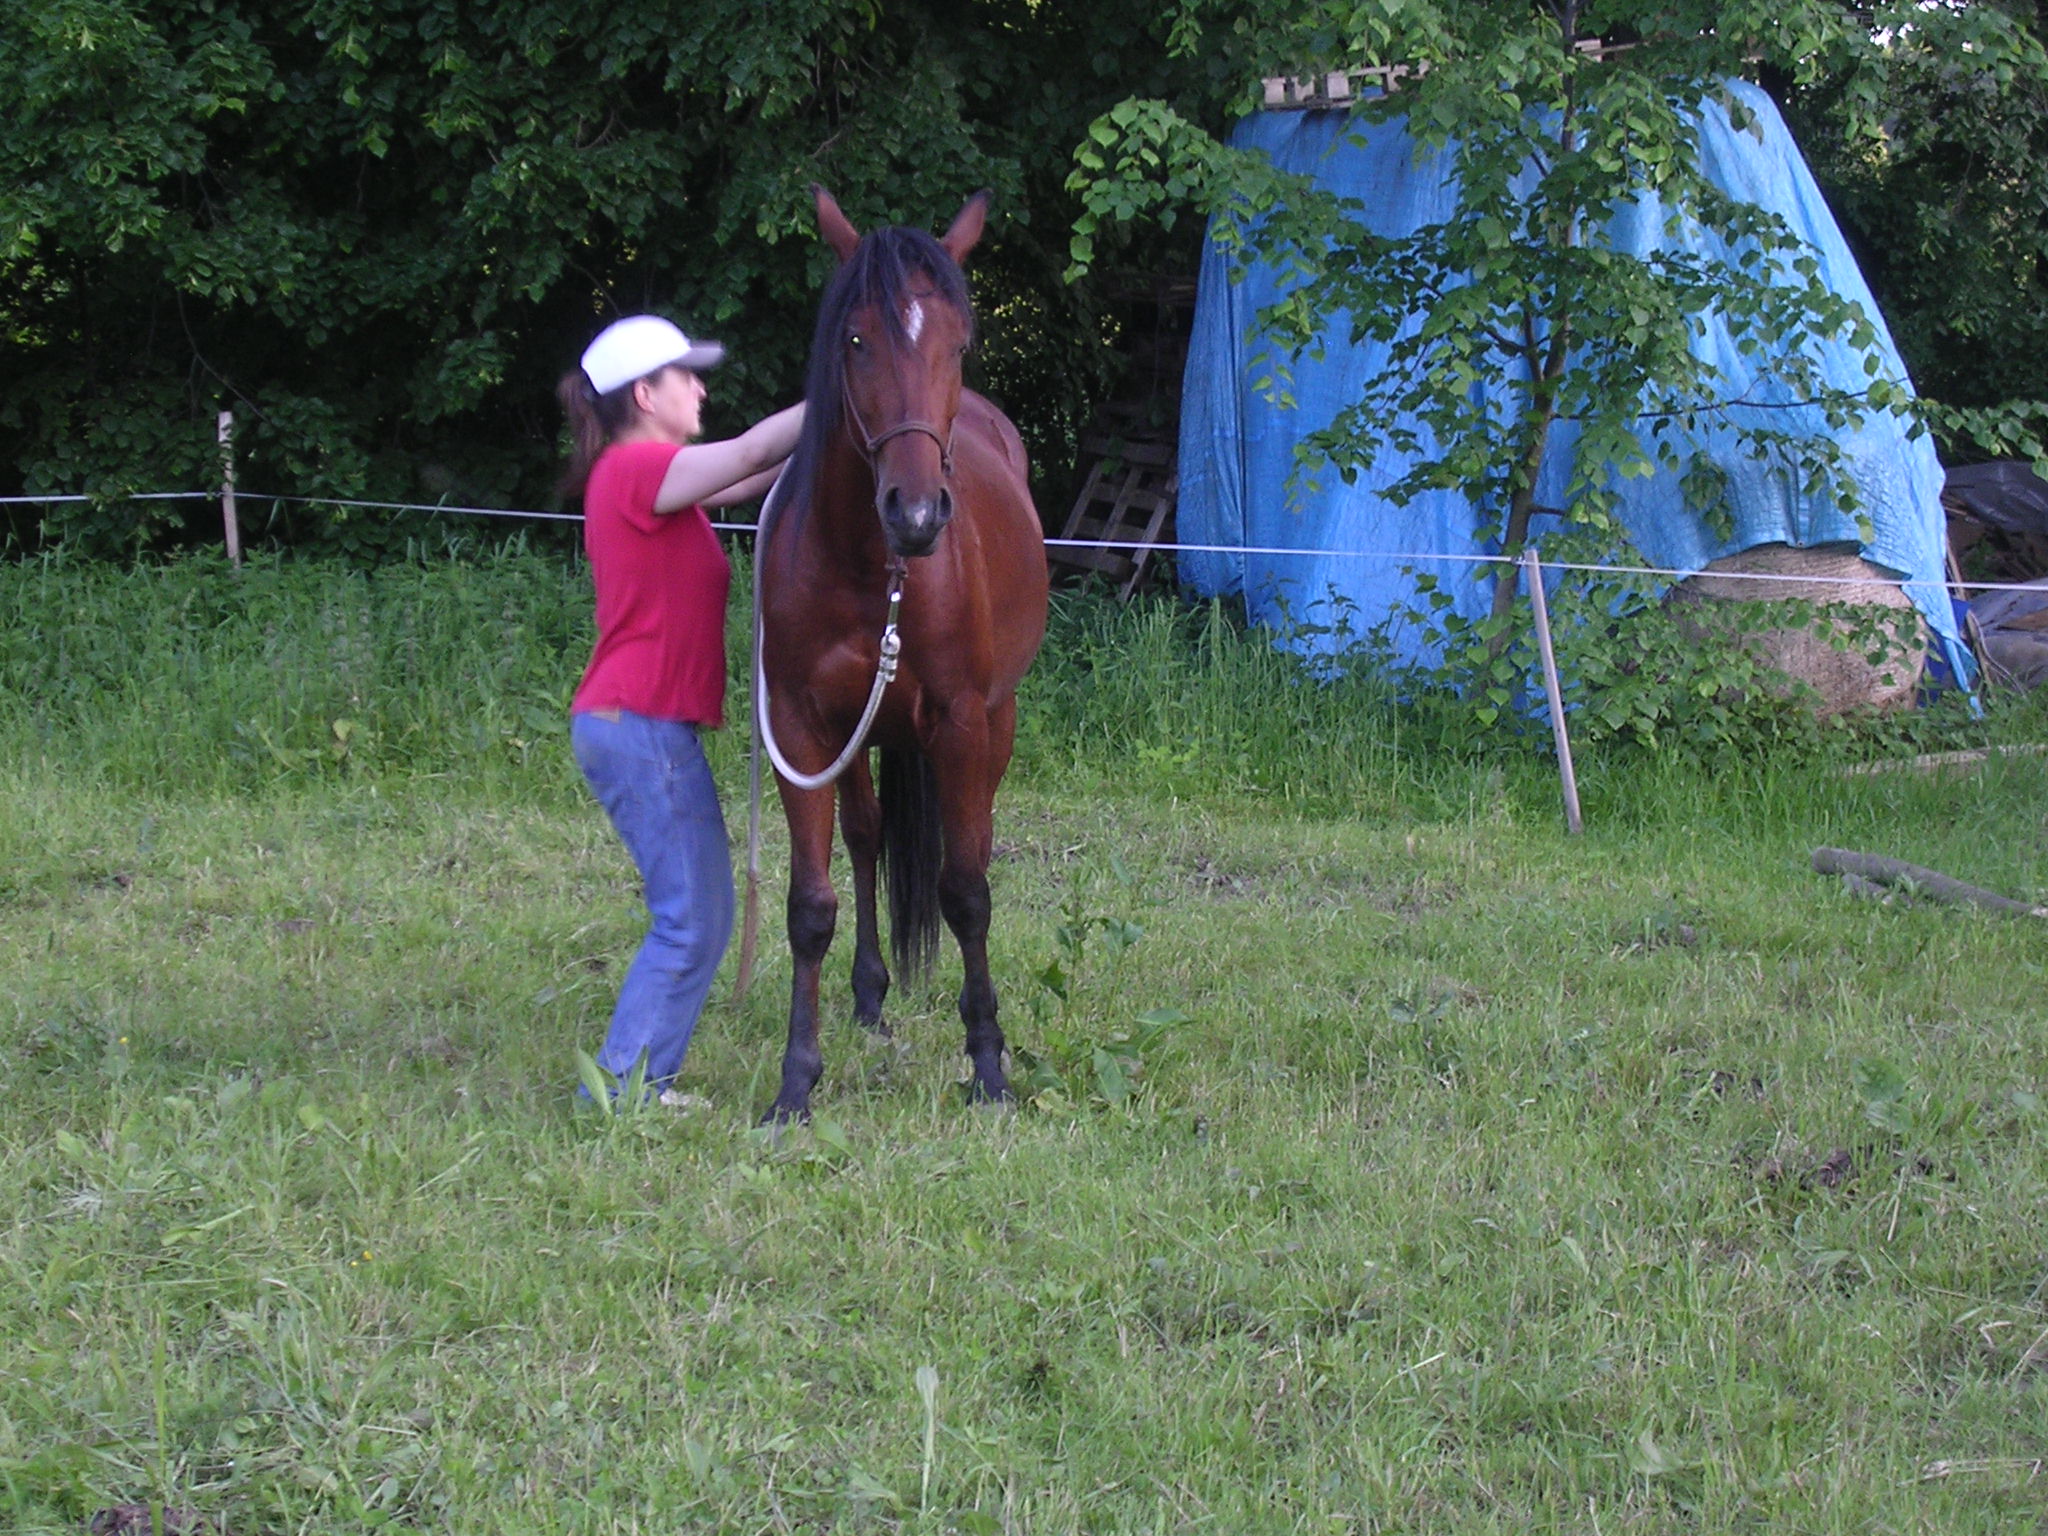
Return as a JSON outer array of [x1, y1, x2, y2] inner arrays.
[[218, 410, 242, 568], [1944, 545, 1993, 695], [1521, 547, 1583, 836]]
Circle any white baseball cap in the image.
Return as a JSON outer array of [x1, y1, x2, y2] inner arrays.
[[579, 315, 725, 395]]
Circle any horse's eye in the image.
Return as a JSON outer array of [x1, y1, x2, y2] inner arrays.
[[848, 333, 865, 351]]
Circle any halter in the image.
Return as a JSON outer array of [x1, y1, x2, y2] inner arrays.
[[842, 361, 956, 478]]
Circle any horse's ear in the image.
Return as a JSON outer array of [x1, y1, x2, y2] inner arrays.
[[813, 184, 862, 263], [938, 189, 992, 266]]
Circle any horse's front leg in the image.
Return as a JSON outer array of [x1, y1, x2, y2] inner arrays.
[[838, 753, 890, 1034], [770, 777, 839, 1123], [932, 703, 1014, 1103]]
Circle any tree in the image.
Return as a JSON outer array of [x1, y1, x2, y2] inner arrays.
[[1786, 1, 2048, 463], [1066, 0, 2048, 634], [0, 0, 1214, 557]]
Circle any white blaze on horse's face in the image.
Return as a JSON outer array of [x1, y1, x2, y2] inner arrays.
[[905, 299, 924, 345]]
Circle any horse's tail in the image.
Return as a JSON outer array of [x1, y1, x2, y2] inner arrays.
[[879, 747, 942, 983]]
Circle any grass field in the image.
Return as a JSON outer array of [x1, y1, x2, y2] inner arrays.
[[3, 552, 2046, 1535]]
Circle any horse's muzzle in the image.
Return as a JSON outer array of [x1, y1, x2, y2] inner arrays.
[[879, 485, 955, 557]]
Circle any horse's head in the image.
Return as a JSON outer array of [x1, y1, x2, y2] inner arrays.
[[810, 185, 987, 559]]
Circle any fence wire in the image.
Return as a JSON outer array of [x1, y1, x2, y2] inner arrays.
[[6, 487, 2041, 595]]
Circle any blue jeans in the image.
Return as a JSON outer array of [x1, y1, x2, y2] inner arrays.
[[571, 710, 735, 1095]]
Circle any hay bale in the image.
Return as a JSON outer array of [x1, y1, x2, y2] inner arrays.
[[1664, 543, 1924, 715]]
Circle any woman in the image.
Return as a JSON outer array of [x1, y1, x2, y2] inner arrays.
[[557, 314, 804, 1105]]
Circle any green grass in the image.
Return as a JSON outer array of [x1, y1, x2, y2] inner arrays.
[[3, 553, 2047, 1534]]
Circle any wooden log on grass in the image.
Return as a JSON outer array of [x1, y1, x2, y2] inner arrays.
[[1812, 847, 2048, 918], [1837, 743, 2048, 777]]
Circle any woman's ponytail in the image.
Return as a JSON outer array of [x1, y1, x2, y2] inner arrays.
[[556, 369, 634, 502]]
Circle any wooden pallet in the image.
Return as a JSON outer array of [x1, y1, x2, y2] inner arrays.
[[1262, 40, 1620, 109], [1049, 436, 1178, 600]]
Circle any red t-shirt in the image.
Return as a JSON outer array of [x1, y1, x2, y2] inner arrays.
[[571, 438, 732, 726]]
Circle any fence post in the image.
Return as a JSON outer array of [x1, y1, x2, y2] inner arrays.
[[1945, 546, 1994, 696], [1521, 546, 1584, 836], [218, 410, 242, 568]]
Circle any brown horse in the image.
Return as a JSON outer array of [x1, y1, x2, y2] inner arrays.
[[750, 187, 1048, 1123]]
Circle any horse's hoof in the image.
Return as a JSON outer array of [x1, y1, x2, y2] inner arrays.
[[962, 1077, 1012, 1108], [855, 1015, 893, 1039], [759, 1101, 811, 1128]]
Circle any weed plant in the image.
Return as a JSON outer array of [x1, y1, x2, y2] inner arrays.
[[0, 552, 1429, 812], [2, 551, 2046, 1534], [1385, 529, 1989, 761], [0, 548, 591, 800]]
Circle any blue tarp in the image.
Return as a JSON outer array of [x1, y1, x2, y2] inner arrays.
[[1176, 80, 1971, 684]]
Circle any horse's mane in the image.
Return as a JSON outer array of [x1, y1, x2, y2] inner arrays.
[[782, 223, 975, 537]]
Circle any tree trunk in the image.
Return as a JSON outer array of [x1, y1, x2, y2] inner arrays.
[[1490, 404, 1558, 622]]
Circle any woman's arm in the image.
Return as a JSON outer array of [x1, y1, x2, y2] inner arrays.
[[651, 402, 805, 513], [703, 463, 787, 508]]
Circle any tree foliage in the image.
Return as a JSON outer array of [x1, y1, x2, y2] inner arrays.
[[9, 0, 2048, 569], [1787, 0, 2048, 462], [0, 0, 1218, 556], [1067, 1, 2034, 625]]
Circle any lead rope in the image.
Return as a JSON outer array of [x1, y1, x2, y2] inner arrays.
[[731, 466, 907, 1003], [756, 567, 905, 793]]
